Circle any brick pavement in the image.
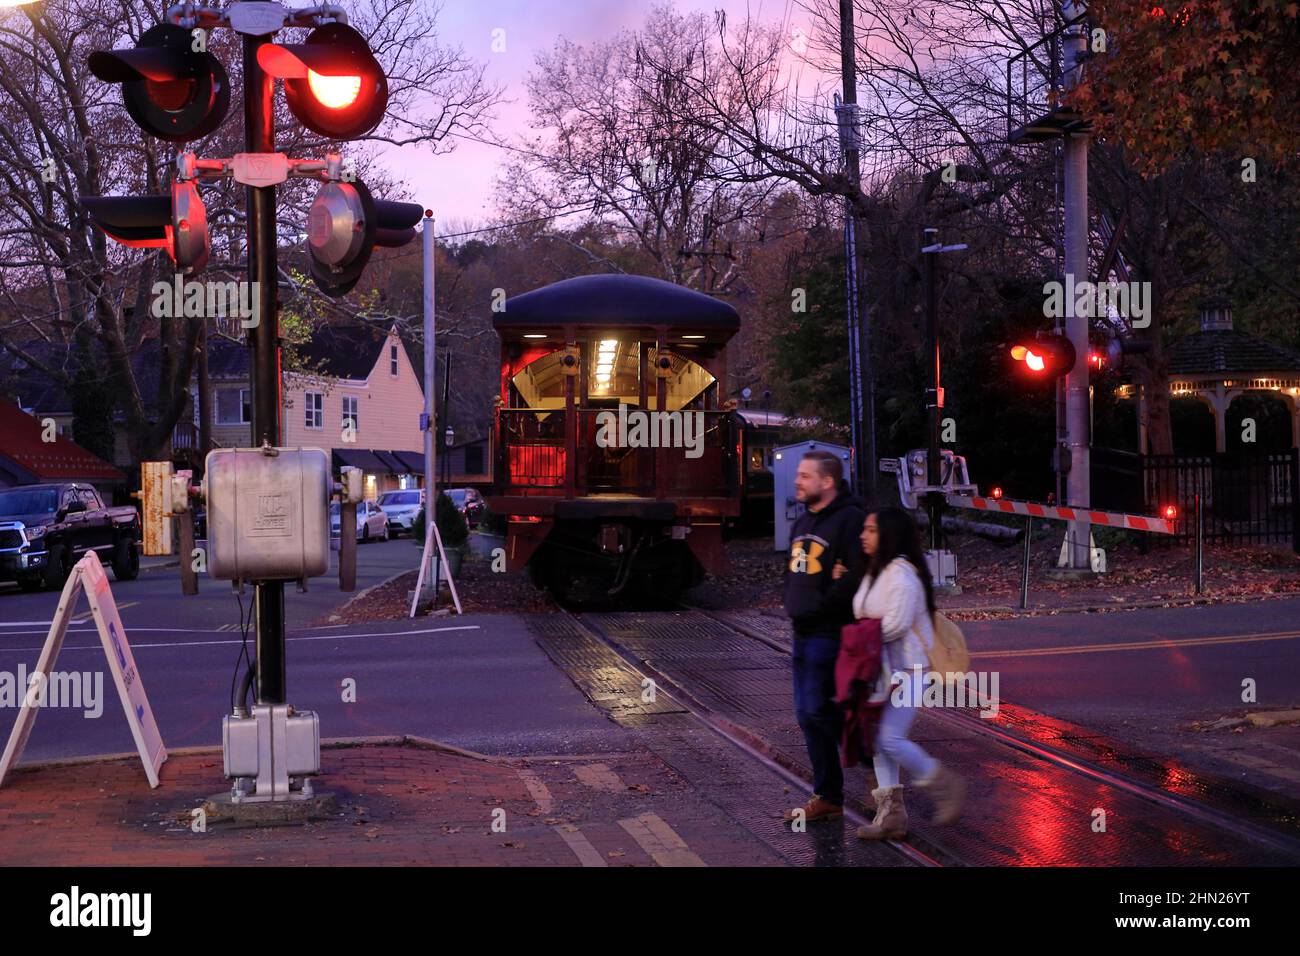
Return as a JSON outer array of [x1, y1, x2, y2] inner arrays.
[[0, 737, 781, 866]]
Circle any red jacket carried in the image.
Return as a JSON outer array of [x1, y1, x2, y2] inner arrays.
[[834, 617, 884, 768]]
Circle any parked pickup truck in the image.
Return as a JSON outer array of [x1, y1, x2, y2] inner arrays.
[[0, 483, 142, 591]]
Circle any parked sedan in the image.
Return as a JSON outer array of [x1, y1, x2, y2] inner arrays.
[[330, 500, 389, 542], [375, 489, 423, 536], [446, 488, 486, 528]]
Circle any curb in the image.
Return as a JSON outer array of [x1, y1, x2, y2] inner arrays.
[[312, 567, 418, 624], [139, 559, 180, 573], [7, 734, 502, 777]]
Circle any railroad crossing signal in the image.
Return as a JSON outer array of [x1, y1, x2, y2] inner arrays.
[[81, 181, 210, 275], [79, 6, 423, 802], [1010, 333, 1076, 378], [257, 23, 389, 139], [81, 13, 417, 296], [306, 179, 423, 297], [87, 24, 230, 142]]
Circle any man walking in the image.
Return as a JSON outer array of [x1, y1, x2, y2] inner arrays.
[[782, 449, 866, 824]]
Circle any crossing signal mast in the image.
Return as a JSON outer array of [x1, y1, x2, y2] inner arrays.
[[81, 3, 419, 806]]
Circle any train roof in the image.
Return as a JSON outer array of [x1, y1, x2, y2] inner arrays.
[[496, 275, 740, 339]]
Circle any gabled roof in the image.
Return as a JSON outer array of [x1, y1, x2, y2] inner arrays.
[[297, 324, 420, 382], [0, 341, 79, 413], [0, 340, 168, 418], [207, 336, 250, 379], [1166, 329, 1300, 376], [0, 398, 125, 484]]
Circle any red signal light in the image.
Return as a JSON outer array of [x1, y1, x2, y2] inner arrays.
[[990, 486, 1003, 499], [307, 70, 363, 109], [81, 181, 210, 274], [1010, 334, 1076, 379], [88, 24, 230, 143], [1163, 504, 1178, 521], [259, 23, 388, 139]]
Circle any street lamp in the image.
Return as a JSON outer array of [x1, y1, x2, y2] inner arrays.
[[442, 424, 454, 484]]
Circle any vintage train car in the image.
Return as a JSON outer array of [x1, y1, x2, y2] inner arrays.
[[488, 274, 742, 599]]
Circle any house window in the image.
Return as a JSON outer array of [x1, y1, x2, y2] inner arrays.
[[342, 395, 359, 432], [465, 443, 484, 475], [390, 343, 399, 377], [217, 388, 251, 425], [305, 392, 323, 429]]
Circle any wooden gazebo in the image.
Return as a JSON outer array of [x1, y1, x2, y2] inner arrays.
[[1118, 301, 1300, 453]]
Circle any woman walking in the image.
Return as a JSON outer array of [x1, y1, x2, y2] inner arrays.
[[840, 507, 965, 839]]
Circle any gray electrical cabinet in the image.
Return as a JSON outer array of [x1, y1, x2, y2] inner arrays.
[[772, 440, 854, 552], [204, 446, 332, 583]]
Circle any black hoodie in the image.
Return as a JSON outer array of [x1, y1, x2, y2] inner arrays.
[[782, 483, 867, 637]]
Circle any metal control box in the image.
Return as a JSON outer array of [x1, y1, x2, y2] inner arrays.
[[884, 448, 977, 510], [222, 706, 320, 779], [204, 447, 331, 581]]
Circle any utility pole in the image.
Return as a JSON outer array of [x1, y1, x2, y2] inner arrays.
[[243, 28, 285, 706], [837, 0, 875, 498], [920, 228, 966, 564], [411, 213, 462, 616], [422, 214, 437, 533], [197, 317, 211, 475], [1061, 1, 1092, 571], [923, 228, 941, 552], [441, 349, 452, 486]]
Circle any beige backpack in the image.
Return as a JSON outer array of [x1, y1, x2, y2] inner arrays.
[[926, 611, 970, 674]]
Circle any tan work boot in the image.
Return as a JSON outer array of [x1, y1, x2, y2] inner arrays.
[[783, 795, 843, 824], [856, 786, 908, 840], [919, 763, 966, 825]]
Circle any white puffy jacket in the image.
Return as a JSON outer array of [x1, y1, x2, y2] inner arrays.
[[852, 556, 934, 674]]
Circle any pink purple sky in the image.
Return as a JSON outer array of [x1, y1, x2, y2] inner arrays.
[[377, 0, 820, 234]]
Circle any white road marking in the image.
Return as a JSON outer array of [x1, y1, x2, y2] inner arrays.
[[71, 601, 137, 623], [554, 826, 608, 867], [574, 763, 626, 793], [516, 769, 554, 813], [617, 813, 706, 867], [2, 625, 481, 653]]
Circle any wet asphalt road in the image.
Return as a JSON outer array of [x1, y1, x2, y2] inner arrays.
[[960, 598, 1300, 723], [0, 535, 421, 632], [3, 550, 1300, 865]]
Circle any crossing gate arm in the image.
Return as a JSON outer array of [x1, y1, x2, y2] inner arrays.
[[944, 494, 1177, 535]]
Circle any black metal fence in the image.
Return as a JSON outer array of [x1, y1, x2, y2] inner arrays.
[[1092, 446, 1300, 550]]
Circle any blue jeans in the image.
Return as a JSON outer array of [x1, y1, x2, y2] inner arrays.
[[792, 632, 843, 805], [873, 668, 939, 789]]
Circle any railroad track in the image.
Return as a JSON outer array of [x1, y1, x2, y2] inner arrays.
[[684, 605, 1300, 864], [557, 607, 943, 867]]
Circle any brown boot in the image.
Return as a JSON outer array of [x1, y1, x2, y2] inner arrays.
[[856, 786, 908, 840], [783, 795, 843, 825], [919, 763, 966, 826]]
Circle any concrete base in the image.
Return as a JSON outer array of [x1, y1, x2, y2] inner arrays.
[[1044, 567, 1104, 582], [935, 583, 963, 596], [202, 789, 338, 827]]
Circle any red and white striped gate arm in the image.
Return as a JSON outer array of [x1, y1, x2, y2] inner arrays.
[[943, 494, 1177, 535]]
